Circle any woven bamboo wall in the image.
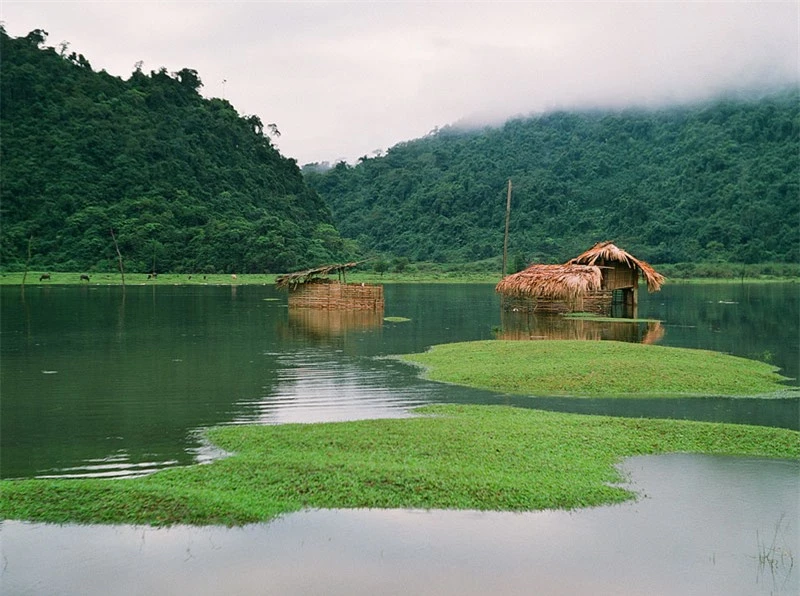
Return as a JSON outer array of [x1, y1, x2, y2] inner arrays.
[[500, 290, 612, 315], [288, 282, 384, 310], [602, 262, 638, 291]]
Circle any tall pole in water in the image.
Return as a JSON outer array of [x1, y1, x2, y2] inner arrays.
[[502, 179, 512, 275]]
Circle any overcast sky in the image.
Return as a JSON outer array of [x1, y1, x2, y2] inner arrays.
[[2, 1, 798, 165]]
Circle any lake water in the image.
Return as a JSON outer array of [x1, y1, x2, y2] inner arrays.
[[2, 282, 797, 479], [1, 282, 798, 594]]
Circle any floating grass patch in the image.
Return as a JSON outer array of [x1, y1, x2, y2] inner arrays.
[[399, 340, 793, 397], [384, 316, 411, 323], [1, 405, 797, 526]]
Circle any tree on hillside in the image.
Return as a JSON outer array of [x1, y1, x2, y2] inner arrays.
[[307, 91, 799, 265], [0, 27, 356, 272]]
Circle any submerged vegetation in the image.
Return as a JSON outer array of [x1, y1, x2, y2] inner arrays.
[[1, 405, 797, 526], [399, 340, 793, 397]]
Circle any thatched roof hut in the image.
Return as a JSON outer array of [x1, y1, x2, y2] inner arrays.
[[495, 264, 603, 300], [568, 241, 665, 292], [496, 241, 665, 315]]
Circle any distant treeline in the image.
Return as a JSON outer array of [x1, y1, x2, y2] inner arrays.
[[1, 27, 352, 273], [305, 89, 799, 266], [3, 27, 797, 275]]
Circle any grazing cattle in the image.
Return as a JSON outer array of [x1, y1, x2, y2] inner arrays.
[[80, 274, 90, 282], [231, 274, 237, 280], [39, 274, 51, 281]]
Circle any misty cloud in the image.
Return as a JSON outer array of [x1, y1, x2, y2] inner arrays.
[[2, 1, 796, 164]]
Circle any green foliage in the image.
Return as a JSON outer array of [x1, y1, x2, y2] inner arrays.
[[306, 90, 799, 266], [372, 259, 389, 275], [1, 404, 797, 525], [400, 340, 794, 397], [0, 28, 353, 273]]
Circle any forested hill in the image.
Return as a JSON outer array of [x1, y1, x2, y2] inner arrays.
[[1, 28, 350, 273], [305, 90, 799, 266]]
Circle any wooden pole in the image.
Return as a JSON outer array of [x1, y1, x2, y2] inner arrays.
[[502, 179, 512, 275], [21, 235, 33, 287], [110, 228, 125, 286]]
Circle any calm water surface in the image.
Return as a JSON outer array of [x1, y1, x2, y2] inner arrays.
[[2, 454, 797, 595], [1, 282, 798, 594], [2, 282, 797, 479]]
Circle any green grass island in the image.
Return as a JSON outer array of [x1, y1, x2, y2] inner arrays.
[[1, 405, 797, 527], [1, 286, 797, 527], [398, 340, 795, 398]]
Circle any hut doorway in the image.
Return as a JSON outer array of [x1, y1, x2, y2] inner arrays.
[[611, 288, 638, 318]]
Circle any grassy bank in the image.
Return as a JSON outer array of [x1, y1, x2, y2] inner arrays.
[[1, 405, 797, 526], [0, 270, 500, 285], [1, 272, 279, 286], [399, 340, 794, 398], [3, 270, 799, 286]]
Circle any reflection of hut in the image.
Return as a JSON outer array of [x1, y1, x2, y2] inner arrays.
[[496, 242, 665, 316], [287, 308, 384, 339], [276, 262, 384, 310], [497, 311, 665, 344]]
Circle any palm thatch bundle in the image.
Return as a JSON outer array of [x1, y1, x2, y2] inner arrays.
[[568, 241, 665, 292], [495, 264, 604, 300], [275, 261, 362, 289]]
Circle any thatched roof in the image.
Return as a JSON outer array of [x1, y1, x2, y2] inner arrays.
[[495, 264, 604, 300], [568, 241, 665, 292], [275, 261, 361, 289]]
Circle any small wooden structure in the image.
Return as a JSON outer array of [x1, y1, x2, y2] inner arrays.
[[496, 242, 664, 316], [568, 241, 665, 311], [496, 264, 605, 314], [276, 262, 384, 311]]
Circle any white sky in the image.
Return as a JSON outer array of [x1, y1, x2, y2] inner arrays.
[[2, 1, 798, 165]]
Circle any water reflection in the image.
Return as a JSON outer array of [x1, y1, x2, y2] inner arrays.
[[285, 308, 384, 339], [1, 283, 797, 479], [498, 310, 665, 344], [232, 349, 431, 425], [2, 454, 796, 596]]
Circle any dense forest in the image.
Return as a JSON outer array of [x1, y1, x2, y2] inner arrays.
[[305, 90, 799, 267], [1, 28, 352, 273], [2, 27, 797, 274]]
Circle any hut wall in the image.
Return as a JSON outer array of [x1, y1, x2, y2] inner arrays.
[[501, 296, 573, 314], [288, 282, 384, 310], [500, 291, 611, 315], [581, 291, 613, 315], [602, 262, 638, 291]]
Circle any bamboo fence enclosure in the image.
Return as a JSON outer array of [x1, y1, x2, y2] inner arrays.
[[287, 281, 384, 310], [276, 262, 384, 311]]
